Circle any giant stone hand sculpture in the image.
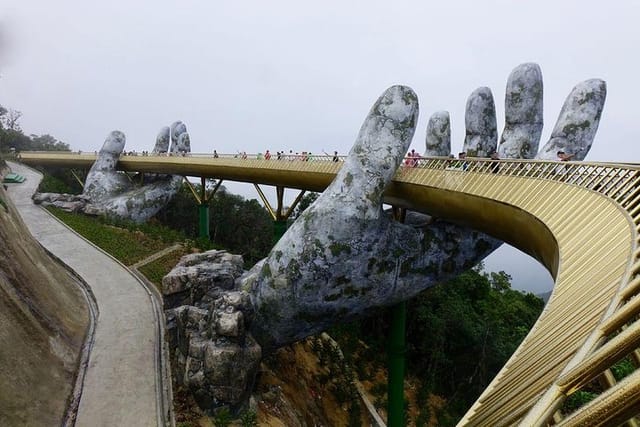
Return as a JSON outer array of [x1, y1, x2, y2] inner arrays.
[[34, 121, 190, 223], [244, 63, 606, 351], [164, 63, 606, 412]]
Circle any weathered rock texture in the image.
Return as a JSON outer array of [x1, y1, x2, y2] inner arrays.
[[164, 251, 261, 413], [34, 123, 190, 223], [464, 87, 497, 157], [537, 79, 607, 160], [425, 111, 451, 156], [163, 251, 245, 308], [0, 166, 90, 426], [498, 63, 544, 159]]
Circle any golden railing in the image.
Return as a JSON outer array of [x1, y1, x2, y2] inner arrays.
[[18, 151, 640, 425]]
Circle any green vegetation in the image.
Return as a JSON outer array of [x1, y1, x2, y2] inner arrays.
[[46, 208, 179, 265], [308, 337, 363, 427], [155, 183, 273, 266], [239, 409, 258, 427], [138, 248, 190, 289], [0, 105, 70, 154], [212, 407, 232, 426], [37, 168, 84, 194], [330, 264, 545, 424], [290, 191, 319, 221]]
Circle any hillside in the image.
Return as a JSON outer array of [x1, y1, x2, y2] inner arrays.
[[0, 162, 90, 425]]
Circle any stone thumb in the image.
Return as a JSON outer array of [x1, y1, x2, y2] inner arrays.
[[320, 85, 419, 219]]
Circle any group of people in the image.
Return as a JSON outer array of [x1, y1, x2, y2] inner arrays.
[[125, 146, 575, 165], [121, 150, 153, 156], [403, 148, 577, 172], [217, 149, 342, 162], [404, 149, 422, 167]]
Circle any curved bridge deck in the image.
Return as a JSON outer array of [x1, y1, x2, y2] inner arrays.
[[20, 152, 640, 425]]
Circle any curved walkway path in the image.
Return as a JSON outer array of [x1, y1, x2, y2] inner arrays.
[[6, 162, 168, 427]]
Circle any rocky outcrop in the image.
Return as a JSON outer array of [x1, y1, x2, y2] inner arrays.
[[164, 250, 261, 413], [162, 251, 244, 308]]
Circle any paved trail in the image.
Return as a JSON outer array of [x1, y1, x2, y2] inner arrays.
[[6, 162, 168, 427]]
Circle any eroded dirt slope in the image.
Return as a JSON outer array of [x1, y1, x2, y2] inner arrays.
[[0, 164, 89, 426]]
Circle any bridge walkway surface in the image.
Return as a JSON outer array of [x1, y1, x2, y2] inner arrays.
[[18, 152, 640, 425], [6, 162, 168, 427]]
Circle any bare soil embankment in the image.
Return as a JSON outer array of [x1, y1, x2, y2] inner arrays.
[[0, 163, 90, 426]]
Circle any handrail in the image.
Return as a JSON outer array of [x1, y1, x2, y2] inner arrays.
[[19, 151, 640, 426]]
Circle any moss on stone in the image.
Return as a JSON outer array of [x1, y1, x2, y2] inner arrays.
[[342, 285, 359, 298], [376, 259, 395, 274], [474, 238, 492, 254], [286, 258, 301, 282], [441, 259, 455, 273], [335, 275, 351, 286], [519, 140, 531, 158], [563, 120, 590, 136], [578, 91, 595, 105], [422, 229, 435, 250], [324, 293, 341, 302], [261, 263, 272, 278], [329, 242, 352, 257], [344, 172, 353, 186]]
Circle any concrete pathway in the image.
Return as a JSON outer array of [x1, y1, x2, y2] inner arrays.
[[6, 162, 168, 427]]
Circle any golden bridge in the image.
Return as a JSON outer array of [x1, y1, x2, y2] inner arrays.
[[20, 152, 640, 426]]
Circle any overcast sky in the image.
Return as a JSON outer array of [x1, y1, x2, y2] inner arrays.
[[2, 1, 638, 293]]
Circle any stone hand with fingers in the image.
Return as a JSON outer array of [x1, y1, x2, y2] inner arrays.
[[245, 63, 607, 351], [164, 64, 606, 411], [34, 121, 190, 222], [415, 63, 607, 304]]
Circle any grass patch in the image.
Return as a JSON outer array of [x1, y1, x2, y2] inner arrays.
[[138, 248, 190, 290], [47, 207, 177, 265]]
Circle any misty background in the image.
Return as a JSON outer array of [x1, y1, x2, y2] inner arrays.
[[2, 1, 639, 294]]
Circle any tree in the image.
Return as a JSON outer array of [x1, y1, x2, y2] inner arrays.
[[0, 105, 7, 128], [29, 134, 70, 151], [331, 264, 545, 422], [0, 104, 69, 153], [0, 108, 22, 131], [155, 183, 274, 266], [291, 192, 319, 220]]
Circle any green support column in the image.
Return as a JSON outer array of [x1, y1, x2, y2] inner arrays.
[[388, 301, 407, 427], [198, 203, 210, 239], [273, 219, 287, 243]]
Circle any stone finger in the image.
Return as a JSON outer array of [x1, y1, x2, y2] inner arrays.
[[170, 121, 187, 153], [83, 130, 129, 203], [320, 85, 419, 218], [425, 111, 451, 156], [176, 132, 191, 154], [498, 63, 544, 159], [537, 79, 607, 160], [463, 87, 497, 157], [154, 126, 170, 154]]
